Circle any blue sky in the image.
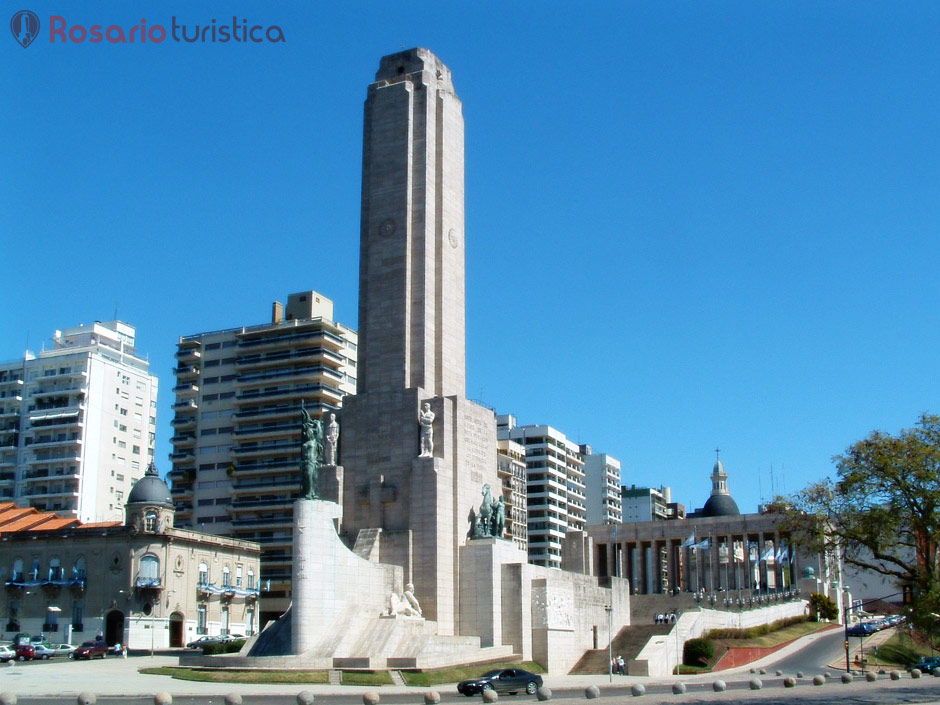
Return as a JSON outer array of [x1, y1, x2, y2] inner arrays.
[[2, 2, 939, 516]]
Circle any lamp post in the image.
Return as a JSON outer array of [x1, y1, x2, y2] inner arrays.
[[843, 591, 905, 673], [605, 605, 613, 683]]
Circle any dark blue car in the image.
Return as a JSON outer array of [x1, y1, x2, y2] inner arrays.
[[457, 668, 543, 696]]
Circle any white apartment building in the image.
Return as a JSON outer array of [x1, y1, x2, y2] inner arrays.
[[581, 446, 622, 525], [0, 321, 158, 522], [621, 484, 673, 522], [497, 415, 586, 569], [167, 291, 357, 623]]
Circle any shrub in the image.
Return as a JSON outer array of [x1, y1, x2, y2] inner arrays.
[[705, 615, 809, 640], [683, 638, 715, 666], [809, 592, 838, 621]]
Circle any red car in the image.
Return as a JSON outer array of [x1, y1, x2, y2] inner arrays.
[[14, 643, 35, 661], [74, 640, 108, 659]]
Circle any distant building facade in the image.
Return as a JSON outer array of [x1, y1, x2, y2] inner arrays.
[[167, 291, 357, 622], [0, 321, 158, 522], [496, 438, 527, 551], [0, 464, 260, 649], [621, 485, 672, 522], [581, 446, 622, 525]]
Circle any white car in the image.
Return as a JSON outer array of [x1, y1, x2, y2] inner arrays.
[[36, 643, 77, 659], [0, 645, 14, 662]]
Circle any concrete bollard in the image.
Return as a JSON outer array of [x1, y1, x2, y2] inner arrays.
[[841, 674, 853, 684], [749, 679, 762, 690], [363, 693, 381, 705], [423, 693, 440, 705], [671, 683, 686, 694], [750, 668, 757, 673], [889, 670, 901, 680], [481, 689, 497, 703], [812, 675, 825, 686], [712, 680, 726, 692], [4, 662, 12, 669], [630, 684, 645, 697], [224, 695, 243, 705], [796, 671, 804, 678], [775, 670, 783, 676], [297, 693, 316, 705], [865, 671, 877, 682], [154, 694, 172, 705], [758, 668, 766, 675], [536, 687, 551, 701], [933, 667, 940, 677], [911, 668, 922, 679], [0, 694, 16, 705], [77, 694, 97, 705], [783, 677, 796, 688], [824, 671, 832, 679], [584, 685, 600, 699]]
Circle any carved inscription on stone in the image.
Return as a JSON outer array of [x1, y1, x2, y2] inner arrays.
[[532, 584, 574, 631], [462, 412, 488, 478]]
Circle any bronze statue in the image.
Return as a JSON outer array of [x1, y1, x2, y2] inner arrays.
[[300, 402, 324, 500]]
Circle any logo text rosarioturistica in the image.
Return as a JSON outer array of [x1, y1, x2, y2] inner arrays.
[[48, 16, 286, 43]]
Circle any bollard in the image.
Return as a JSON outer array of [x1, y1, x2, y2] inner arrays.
[[77, 694, 97, 705], [824, 671, 832, 679], [865, 671, 877, 682], [783, 677, 796, 688], [0, 694, 16, 705], [671, 683, 686, 694], [758, 668, 766, 675], [933, 667, 940, 678], [750, 668, 756, 673], [775, 670, 783, 676], [812, 675, 825, 686], [154, 694, 172, 705], [297, 693, 316, 705], [712, 680, 726, 692], [796, 671, 804, 678], [841, 674, 853, 684], [889, 670, 901, 680], [749, 679, 762, 690], [423, 692, 440, 705], [481, 689, 498, 703], [536, 687, 551, 701], [584, 685, 600, 699], [630, 684, 645, 697], [363, 693, 381, 705], [224, 695, 243, 705], [911, 669, 922, 679]]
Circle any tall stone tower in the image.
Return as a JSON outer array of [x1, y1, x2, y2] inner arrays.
[[340, 48, 499, 636]]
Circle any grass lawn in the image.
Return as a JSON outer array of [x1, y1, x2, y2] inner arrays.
[[139, 667, 330, 684], [861, 631, 934, 667], [715, 620, 835, 648], [401, 662, 546, 687], [342, 671, 394, 686]]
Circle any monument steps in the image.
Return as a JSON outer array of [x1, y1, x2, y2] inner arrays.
[[567, 624, 673, 675]]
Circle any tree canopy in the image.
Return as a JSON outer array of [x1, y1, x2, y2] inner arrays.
[[783, 413, 940, 630]]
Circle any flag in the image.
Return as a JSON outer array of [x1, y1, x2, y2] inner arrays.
[[694, 538, 710, 550], [681, 533, 696, 548], [761, 545, 774, 562], [733, 541, 745, 563]]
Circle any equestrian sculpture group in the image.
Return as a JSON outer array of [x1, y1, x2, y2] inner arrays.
[[472, 483, 506, 539]]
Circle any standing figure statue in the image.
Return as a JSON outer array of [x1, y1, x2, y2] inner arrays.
[[491, 495, 506, 538], [475, 484, 493, 537], [418, 402, 435, 458], [324, 412, 340, 466], [300, 403, 324, 500]]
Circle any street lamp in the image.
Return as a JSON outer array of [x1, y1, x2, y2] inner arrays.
[[843, 591, 905, 673], [605, 605, 613, 683]]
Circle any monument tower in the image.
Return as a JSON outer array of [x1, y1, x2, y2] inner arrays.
[[340, 48, 499, 636]]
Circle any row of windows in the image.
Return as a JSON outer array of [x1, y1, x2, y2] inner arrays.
[[197, 562, 254, 588]]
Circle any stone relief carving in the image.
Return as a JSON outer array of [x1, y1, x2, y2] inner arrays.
[[324, 412, 340, 466]]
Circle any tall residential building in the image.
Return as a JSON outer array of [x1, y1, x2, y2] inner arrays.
[[621, 484, 673, 522], [497, 415, 586, 569], [167, 291, 357, 622], [581, 445, 622, 525], [0, 321, 158, 522], [496, 438, 528, 551]]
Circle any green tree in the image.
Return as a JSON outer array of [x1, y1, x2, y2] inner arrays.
[[808, 592, 838, 621], [783, 414, 940, 635]]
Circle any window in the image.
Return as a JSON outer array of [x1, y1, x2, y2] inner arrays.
[[145, 511, 158, 532], [119, 408, 127, 416], [48, 557, 62, 581], [197, 605, 207, 635], [221, 605, 230, 635], [116, 474, 124, 482], [246, 606, 255, 636], [247, 568, 255, 589], [30, 558, 40, 581], [73, 557, 86, 579], [139, 554, 159, 586], [198, 562, 209, 585], [72, 601, 83, 631], [236, 565, 243, 588], [222, 565, 231, 587], [132, 445, 140, 455], [12, 559, 23, 582]]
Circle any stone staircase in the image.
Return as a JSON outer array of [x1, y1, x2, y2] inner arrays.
[[568, 624, 673, 675]]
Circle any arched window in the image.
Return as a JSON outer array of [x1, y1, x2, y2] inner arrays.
[[73, 557, 86, 580], [247, 568, 255, 589], [222, 565, 231, 587], [138, 554, 159, 587], [236, 565, 243, 587], [48, 557, 62, 581], [12, 559, 23, 582], [145, 511, 158, 532], [198, 562, 209, 585]]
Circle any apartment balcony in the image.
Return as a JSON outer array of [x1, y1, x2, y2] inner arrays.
[[231, 476, 299, 492], [174, 365, 200, 381], [172, 382, 199, 398], [174, 348, 202, 363], [231, 442, 295, 459], [230, 496, 294, 511], [235, 347, 345, 371], [171, 416, 196, 430], [230, 515, 293, 528], [170, 434, 196, 447], [173, 400, 198, 413], [236, 365, 344, 388], [169, 450, 195, 461], [22, 484, 79, 498], [236, 327, 345, 353], [232, 424, 296, 442], [234, 403, 332, 423], [0, 409, 21, 419], [175, 501, 193, 511], [30, 386, 86, 400], [0, 472, 14, 483], [25, 454, 81, 467], [230, 460, 295, 479], [28, 406, 84, 423], [26, 437, 81, 451]]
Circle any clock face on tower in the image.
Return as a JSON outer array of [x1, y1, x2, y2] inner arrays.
[[447, 228, 459, 248], [378, 218, 396, 238]]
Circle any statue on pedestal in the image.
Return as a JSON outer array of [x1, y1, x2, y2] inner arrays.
[[418, 402, 435, 458], [471, 485, 507, 539], [300, 403, 324, 500], [324, 412, 340, 465]]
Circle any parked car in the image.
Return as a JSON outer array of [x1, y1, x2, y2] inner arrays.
[[32, 643, 57, 659], [73, 640, 109, 659], [911, 656, 940, 673], [457, 668, 543, 696], [221, 633, 245, 642], [49, 643, 78, 658], [0, 645, 14, 662], [14, 643, 35, 661], [847, 623, 876, 637], [186, 635, 222, 649]]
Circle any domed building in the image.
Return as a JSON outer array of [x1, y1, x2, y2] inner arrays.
[[692, 457, 741, 519], [0, 464, 261, 649]]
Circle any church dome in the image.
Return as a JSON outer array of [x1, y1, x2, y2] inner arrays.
[[127, 462, 173, 508], [700, 493, 740, 517]]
